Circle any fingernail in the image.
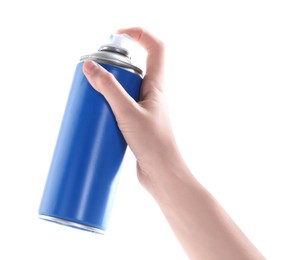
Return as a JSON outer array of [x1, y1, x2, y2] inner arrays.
[[116, 28, 125, 34], [83, 60, 99, 74]]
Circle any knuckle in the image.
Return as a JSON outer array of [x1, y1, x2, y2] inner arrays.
[[157, 40, 165, 54], [100, 70, 116, 84], [97, 70, 117, 90], [157, 39, 165, 50], [152, 39, 165, 56], [135, 27, 146, 41]]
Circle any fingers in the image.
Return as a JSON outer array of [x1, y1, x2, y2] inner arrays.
[[83, 60, 139, 120], [117, 27, 165, 89]]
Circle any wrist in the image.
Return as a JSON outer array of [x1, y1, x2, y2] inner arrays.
[[136, 140, 196, 195]]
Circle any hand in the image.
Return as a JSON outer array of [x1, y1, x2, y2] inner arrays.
[[83, 27, 179, 187], [83, 28, 265, 259]]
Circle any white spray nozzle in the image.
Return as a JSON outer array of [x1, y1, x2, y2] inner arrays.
[[108, 34, 133, 50]]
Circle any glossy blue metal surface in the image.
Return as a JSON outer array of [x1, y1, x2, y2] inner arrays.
[[39, 62, 142, 232]]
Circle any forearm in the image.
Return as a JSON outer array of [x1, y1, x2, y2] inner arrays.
[[143, 150, 265, 260]]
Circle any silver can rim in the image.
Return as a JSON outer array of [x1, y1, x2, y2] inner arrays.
[[39, 214, 105, 234], [80, 55, 143, 77]]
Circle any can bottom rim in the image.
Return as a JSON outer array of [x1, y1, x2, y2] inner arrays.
[[39, 214, 105, 234]]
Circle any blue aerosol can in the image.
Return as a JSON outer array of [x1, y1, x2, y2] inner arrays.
[[39, 34, 143, 234]]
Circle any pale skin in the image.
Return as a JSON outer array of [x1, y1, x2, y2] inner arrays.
[[83, 27, 265, 260]]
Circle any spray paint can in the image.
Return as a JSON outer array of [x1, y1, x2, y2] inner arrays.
[[39, 34, 143, 234]]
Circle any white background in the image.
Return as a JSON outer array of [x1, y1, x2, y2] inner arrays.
[[0, 0, 290, 259]]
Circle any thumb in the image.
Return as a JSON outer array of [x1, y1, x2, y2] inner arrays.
[[83, 60, 139, 120]]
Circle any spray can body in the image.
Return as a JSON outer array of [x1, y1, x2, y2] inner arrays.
[[39, 35, 142, 234]]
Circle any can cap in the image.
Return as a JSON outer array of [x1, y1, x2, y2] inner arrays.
[[80, 34, 143, 76], [98, 34, 133, 58]]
